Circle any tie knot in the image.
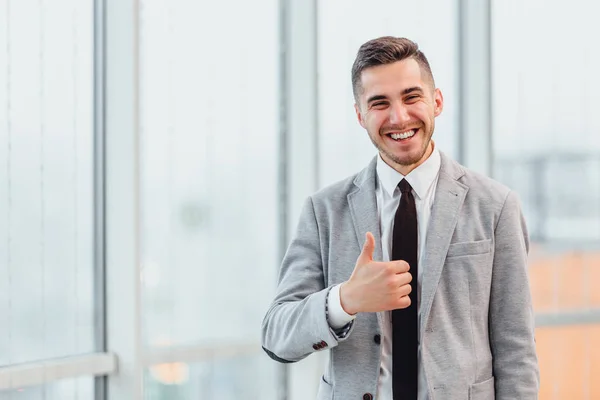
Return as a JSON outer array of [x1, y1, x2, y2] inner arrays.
[[398, 179, 412, 194]]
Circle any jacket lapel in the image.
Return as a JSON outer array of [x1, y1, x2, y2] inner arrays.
[[348, 156, 384, 329], [348, 156, 382, 262], [419, 153, 469, 335]]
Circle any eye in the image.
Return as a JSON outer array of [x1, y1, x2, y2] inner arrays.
[[406, 95, 419, 102], [371, 102, 388, 108]]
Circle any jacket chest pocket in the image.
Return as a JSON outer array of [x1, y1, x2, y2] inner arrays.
[[446, 239, 492, 258]]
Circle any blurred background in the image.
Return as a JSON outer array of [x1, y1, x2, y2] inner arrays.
[[1, 0, 599, 399]]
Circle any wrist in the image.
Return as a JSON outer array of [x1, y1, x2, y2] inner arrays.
[[340, 281, 358, 315]]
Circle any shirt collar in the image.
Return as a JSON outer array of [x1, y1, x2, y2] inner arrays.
[[376, 143, 441, 200]]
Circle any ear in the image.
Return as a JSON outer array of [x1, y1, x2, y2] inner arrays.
[[433, 88, 444, 117], [355, 102, 366, 128]]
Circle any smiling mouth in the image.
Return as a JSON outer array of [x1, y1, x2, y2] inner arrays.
[[385, 129, 417, 141]]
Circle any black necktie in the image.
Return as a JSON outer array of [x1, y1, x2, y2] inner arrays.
[[392, 179, 418, 399]]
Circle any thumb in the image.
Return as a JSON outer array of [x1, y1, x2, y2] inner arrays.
[[357, 232, 375, 265]]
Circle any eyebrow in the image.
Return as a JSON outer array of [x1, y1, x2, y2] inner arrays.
[[366, 86, 424, 104], [402, 86, 424, 96]]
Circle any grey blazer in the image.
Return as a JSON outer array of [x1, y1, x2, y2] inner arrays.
[[261, 152, 540, 400]]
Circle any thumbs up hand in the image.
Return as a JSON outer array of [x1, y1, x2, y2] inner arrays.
[[340, 232, 413, 315]]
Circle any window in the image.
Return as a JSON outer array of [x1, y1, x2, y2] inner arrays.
[[0, 0, 96, 369], [492, 0, 600, 397], [138, 1, 279, 398]]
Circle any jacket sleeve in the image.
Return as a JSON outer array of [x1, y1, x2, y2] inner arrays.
[[489, 191, 540, 398], [261, 196, 355, 363]]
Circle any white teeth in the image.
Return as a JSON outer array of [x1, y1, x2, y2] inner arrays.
[[390, 130, 415, 140]]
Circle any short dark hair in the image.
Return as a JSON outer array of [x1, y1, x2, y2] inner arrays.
[[351, 36, 434, 100]]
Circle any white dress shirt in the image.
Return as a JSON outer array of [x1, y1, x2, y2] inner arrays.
[[327, 145, 441, 400]]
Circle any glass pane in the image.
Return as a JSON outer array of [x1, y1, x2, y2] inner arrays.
[[144, 355, 277, 400], [492, 0, 600, 398], [0, 0, 95, 366], [138, 0, 279, 397], [0, 377, 93, 400]]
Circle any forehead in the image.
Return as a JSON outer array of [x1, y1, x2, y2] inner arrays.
[[359, 58, 426, 99]]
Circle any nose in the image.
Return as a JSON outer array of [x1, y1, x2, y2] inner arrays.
[[389, 102, 411, 125]]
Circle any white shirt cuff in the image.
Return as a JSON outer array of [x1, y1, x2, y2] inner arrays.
[[327, 284, 357, 329]]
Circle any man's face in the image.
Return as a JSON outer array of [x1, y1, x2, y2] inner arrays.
[[355, 58, 444, 173]]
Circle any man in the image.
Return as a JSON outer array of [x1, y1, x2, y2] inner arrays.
[[261, 36, 539, 399]]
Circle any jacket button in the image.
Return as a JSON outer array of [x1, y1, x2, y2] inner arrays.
[[312, 344, 319, 350], [363, 394, 373, 400], [320, 340, 327, 347], [374, 334, 381, 345]]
